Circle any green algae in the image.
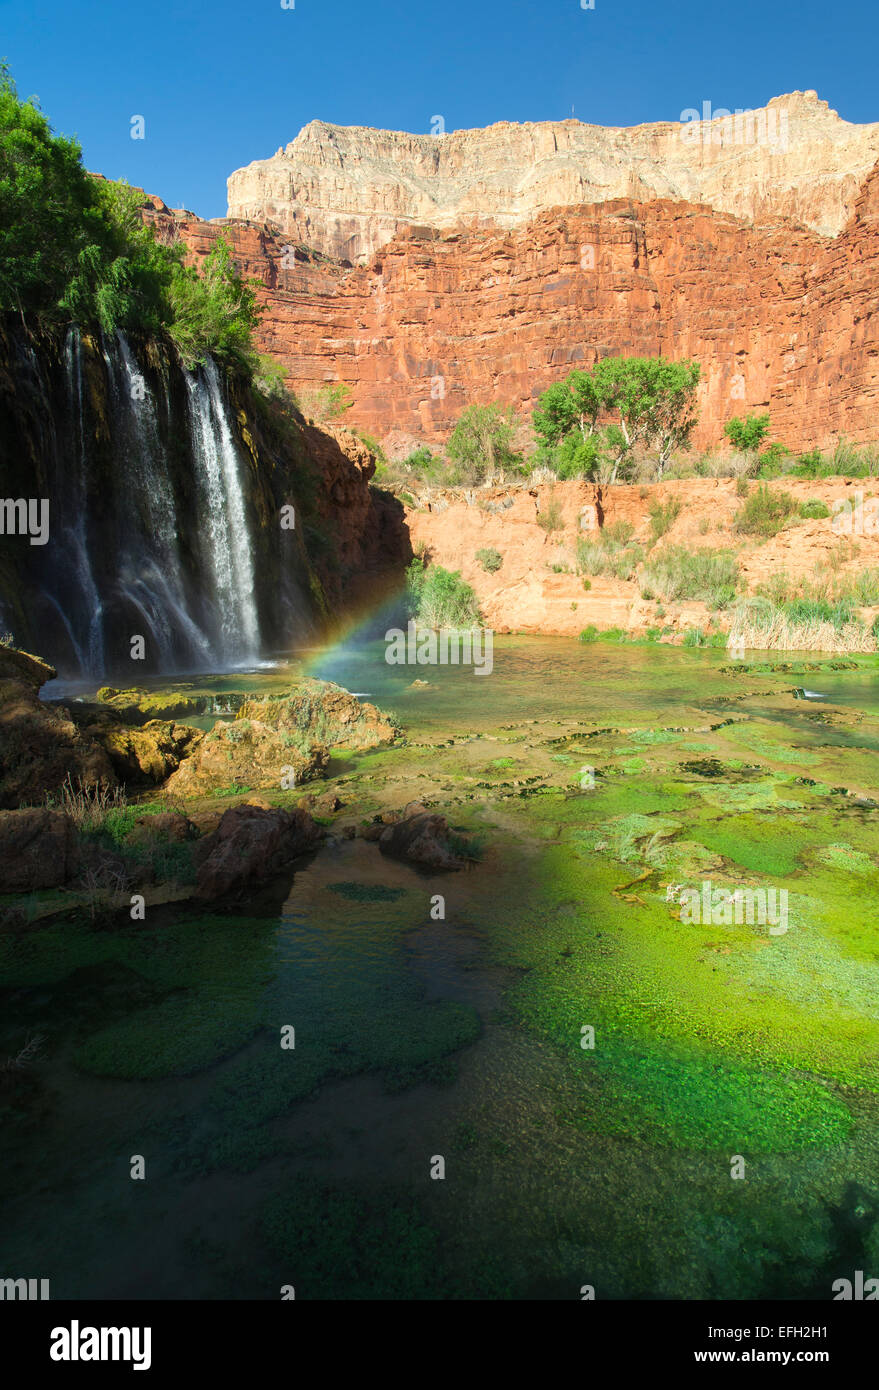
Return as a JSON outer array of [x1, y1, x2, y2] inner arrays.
[[815, 842, 876, 875], [6, 637, 879, 1298]]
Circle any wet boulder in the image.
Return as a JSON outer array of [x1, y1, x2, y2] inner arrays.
[[193, 802, 322, 900], [378, 810, 468, 871]]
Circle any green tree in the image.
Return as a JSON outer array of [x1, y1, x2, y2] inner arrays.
[[0, 64, 261, 371], [0, 64, 110, 319], [533, 369, 602, 448], [554, 431, 601, 479], [724, 413, 770, 452], [167, 235, 261, 370], [446, 403, 522, 482], [591, 356, 701, 477], [533, 357, 701, 482]]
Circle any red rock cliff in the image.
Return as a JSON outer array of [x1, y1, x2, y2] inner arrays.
[[143, 159, 879, 455]]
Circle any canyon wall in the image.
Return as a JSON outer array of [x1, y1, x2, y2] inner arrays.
[[227, 93, 879, 262], [148, 153, 879, 454]]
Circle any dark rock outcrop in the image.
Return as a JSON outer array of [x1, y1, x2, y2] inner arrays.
[[0, 807, 79, 890], [0, 646, 117, 808]]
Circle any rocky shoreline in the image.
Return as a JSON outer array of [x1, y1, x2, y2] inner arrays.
[[0, 643, 478, 915]]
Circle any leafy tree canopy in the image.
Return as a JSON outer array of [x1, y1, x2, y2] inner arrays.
[[533, 356, 702, 481], [0, 64, 259, 370]]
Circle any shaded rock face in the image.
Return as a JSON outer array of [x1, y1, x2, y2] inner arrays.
[[193, 802, 321, 900], [163, 719, 328, 797], [170, 156, 879, 456], [66, 697, 206, 786], [0, 647, 116, 808], [0, 318, 410, 677], [0, 646, 212, 807], [237, 679, 399, 752], [0, 808, 79, 890], [227, 94, 879, 261], [84, 719, 206, 787]]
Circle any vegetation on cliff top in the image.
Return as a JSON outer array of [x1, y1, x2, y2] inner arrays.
[[0, 65, 259, 370]]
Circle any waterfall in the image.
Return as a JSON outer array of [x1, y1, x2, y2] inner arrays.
[[108, 332, 214, 668], [62, 328, 105, 673], [3, 328, 269, 679], [185, 357, 261, 664]]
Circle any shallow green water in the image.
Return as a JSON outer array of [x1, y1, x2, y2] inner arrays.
[[5, 638, 879, 1298]]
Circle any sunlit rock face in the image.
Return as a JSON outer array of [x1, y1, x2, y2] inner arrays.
[[171, 155, 879, 456], [227, 93, 879, 262]]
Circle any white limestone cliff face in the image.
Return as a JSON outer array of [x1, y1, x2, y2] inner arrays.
[[227, 92, 879, 262]]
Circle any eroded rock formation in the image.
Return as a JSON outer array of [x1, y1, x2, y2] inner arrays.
[[147, 136, 879, 455], [226, 93, 879, 262]]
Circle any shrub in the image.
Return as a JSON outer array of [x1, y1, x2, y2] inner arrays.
[[577, 538, 642, 581], [782, 598, 855, 630], [756, 443, 792, 478], [734, 484, 798, 538], [850, 569, 879, 605], [476, 547, 503, 573], [298, 383, 353, 423], [537, 497, 564, 532], [647, 496, 682, 541], [605, 520, 635, 545], [405, 560, 481, 627], [735, 477, 750, 498], [792, 449, 827, 479], [56, 777, 127, 831], [798, 499, 830, 520], [578, 626, 599, 643], [447, 403, 522, 482], [724, 414, 770, 451], [639, 547, 740, 608]]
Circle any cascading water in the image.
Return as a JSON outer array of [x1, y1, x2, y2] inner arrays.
[[185, 358, 261, 664], [1, 326, 272, 678], [57, 327, 105, 672], [106, 332, 214, 669]]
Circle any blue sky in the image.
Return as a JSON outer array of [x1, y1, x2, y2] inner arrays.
[[2, 0, 877, 219]]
